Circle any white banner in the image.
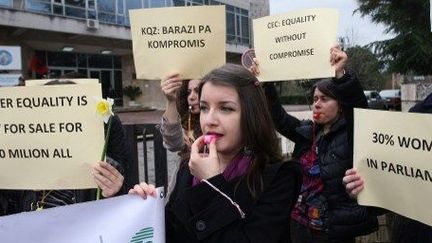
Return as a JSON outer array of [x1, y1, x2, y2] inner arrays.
[[0, 46, 22, 70], [0, 188, 166, 243]]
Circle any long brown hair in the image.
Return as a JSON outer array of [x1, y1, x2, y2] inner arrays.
[[199, 64, 282, 197], [176, 80, 201, 161]]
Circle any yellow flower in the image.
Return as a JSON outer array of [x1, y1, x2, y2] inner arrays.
[[96, 98, 114, 123]]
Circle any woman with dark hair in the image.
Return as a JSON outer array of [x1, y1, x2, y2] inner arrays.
[[160, 74, 201, 156], [130, 64, 302, 243], [251, 45, 379, 242]]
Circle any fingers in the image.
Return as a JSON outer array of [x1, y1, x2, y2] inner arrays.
[[343, 168, 364, 199], [249, 58, 261, 76], [162, 73, 180, 83], [342, 168, 360, 185], [94, 174, 123, 197], [161, 73, 182, 99], [93, 162, 124, 197], [331, 43, 341, 51], [208, 138, 218, 158], [345, 168, 358, 176], [161, 81, 182, 92], [128, 182, 157, 199], [161, 78, 182, 94], [349, 184, 364, 198], [190, 135, 205, 156], [345, 178, 364, 198]]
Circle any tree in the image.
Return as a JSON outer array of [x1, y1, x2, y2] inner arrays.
[[356, 0, 432, 75], [346, 45, 386, 90]]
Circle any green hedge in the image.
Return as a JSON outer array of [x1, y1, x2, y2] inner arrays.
[[279, 95, 310, 105]]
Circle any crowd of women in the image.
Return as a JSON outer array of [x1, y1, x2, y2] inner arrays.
[[1, 44, 430, 243]]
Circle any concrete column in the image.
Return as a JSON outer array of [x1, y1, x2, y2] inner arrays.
[[401, 76, 432, 112]]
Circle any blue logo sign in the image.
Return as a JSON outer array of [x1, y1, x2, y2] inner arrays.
[[0, 50, 13, 66], [130, 227, 154, 243]]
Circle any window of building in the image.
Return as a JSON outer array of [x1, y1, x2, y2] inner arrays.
[[149, 0, 166, 8], [225, 3, 249, 45], [36, 50, 123, 100], [22, 0, 249, 46], [65, 0, 85, 8], [65, 5, 86, 18], [0, 0, 12, 7], [25, 0, 52, 14], [173, 0, 184, 6], [47, 52, 77, 67]]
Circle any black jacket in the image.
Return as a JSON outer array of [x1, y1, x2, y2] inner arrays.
[[389, 92, 432, 243], [265, 71, 379, 239], [165, 161, 302, 243]]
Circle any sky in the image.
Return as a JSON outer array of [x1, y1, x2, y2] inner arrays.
[[269, 0, 394, 46]]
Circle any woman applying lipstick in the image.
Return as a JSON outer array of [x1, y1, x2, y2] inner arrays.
[[130, 64, 302, 242], [252, 45, 378, 242]]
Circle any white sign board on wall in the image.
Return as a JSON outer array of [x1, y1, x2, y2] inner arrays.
[[0, 46, 22, 70], [0, 74, 21, 86]]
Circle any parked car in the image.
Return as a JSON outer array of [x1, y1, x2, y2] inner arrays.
[[379, 89, 401, 111], [364, 90, 387, 110]]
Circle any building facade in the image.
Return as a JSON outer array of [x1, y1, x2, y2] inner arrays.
[[0, 0, 269, 108]]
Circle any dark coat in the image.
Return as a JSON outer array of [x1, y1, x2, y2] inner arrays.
[[165, 161, 302, 243], [265, 71, 379, 240]]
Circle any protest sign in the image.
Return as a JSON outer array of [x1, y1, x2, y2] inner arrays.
[[25, 78, 98, 86], [253, 8, 339, 82], [130, 5, 226, 80], [354, 108, 432, 226], [0, 83, 104, 189], [0, 188, 166, 243]]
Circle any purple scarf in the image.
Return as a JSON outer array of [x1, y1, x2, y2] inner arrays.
[[192, 153, 252, 186]]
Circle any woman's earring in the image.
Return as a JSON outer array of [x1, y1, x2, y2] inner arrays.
[[243, 146, 252, 156]]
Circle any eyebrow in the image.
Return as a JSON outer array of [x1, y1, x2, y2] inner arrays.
[[200, 100, 239, 106]]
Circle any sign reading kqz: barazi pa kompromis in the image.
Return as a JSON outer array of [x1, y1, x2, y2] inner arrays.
[[129, 5, 226, 80]]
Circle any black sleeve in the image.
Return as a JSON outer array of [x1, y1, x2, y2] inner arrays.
[[263, 83, 303, 143], [105, 115, 129, 173], [333, 70, 368, 148], [185, 163, 302, 243]]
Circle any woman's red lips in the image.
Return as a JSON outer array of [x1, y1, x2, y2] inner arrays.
[[313, 112, 321, 119]]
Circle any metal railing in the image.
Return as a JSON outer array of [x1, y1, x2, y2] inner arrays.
[[123, 124, 168, 191]]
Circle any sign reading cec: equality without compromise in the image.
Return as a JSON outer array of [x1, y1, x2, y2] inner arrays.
[[253, 8, 339, 82]]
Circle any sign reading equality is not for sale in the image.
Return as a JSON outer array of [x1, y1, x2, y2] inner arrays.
[[0, 83, 104, 190]]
